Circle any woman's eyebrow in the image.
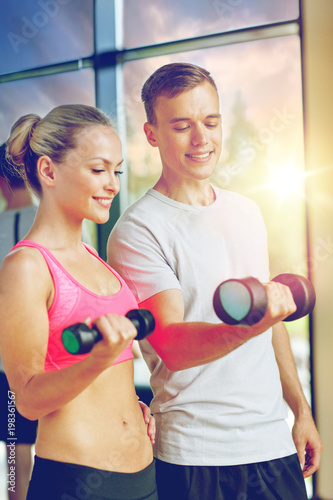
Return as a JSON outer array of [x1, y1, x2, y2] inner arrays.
[[89, 158, 124, 166]]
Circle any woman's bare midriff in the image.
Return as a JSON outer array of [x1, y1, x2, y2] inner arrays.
[[35, 360, 153, 473]]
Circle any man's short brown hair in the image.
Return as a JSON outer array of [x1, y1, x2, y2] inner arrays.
[[141, 63, 218, 125]]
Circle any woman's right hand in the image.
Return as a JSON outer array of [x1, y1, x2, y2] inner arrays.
[[88, 314, 137, 365]]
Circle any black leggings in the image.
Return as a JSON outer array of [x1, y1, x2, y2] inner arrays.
[[27, 456, 158, 500]]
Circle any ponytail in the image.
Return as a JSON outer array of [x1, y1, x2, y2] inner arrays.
[[7, 114, 42, 195]]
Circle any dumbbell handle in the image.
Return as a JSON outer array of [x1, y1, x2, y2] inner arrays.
[[272, 274, 316, 322], [213, 273, 316, 326], [62, 309, 155, 355]]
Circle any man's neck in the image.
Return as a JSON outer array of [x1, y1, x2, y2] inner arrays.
[[153, 178, 215, 207]]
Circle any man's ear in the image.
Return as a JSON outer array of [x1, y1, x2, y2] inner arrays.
[[144, 122, 158, 147], [37, 156, 56, 188]]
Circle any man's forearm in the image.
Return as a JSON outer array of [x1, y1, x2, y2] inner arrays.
[[153, 321, 260, 371], [272, 322, 311, 417]]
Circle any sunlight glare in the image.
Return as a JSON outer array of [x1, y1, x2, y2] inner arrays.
[[270, 165, 305, 197]]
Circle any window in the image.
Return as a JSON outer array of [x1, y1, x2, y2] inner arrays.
[[0, 69, 95, 141], [0, 1, 95, 245], [1, 0, 94, 74], [123, 0, 299, 47]]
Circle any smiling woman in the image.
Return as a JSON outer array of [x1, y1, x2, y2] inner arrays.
[[0, 104, 158, 500], [41, 123, 124, 225]]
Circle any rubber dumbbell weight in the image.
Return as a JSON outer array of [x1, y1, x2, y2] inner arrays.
[[62, 309, 155, 355], [213, 273, 316, 326]]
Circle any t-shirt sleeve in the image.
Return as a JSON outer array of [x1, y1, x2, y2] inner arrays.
[[108, 216, 182, 304]]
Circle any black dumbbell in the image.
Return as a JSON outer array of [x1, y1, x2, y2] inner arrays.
[[213, 273, 316, 326], [62, 309, 155, 355]]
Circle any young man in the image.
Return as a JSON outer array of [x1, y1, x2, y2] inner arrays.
[[108, 63, 323, 499]]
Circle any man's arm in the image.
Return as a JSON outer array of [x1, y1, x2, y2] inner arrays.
[[140, 284, 297, 372], [272, 322, 323, 477]]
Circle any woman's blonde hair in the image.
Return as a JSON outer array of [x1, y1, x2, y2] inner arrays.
[[6, 104, 113, 196]]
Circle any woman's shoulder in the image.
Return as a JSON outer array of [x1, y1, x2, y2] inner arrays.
[[0, 244, 51, 292]]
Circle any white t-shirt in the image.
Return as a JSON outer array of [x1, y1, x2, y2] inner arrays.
[[109, 186, 296, 466]]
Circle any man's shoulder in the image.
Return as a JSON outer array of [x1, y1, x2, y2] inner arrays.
[[217, 186, 256, 204], [115, 189, 171, 228], [110, 192, 159, 246], [122, 190, 153, 215], [217, 187, 262, 215]]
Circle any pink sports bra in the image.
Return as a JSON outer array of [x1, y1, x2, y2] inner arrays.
[[12, 240, 136, 372]]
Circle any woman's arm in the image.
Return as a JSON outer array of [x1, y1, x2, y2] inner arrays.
[[0, 249, 137, 421]]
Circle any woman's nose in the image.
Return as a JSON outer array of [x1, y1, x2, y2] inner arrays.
[[105, 173, 120, 194]]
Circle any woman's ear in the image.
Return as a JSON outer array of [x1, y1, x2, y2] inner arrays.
[[37, 156, 56, 188], [144, 122, 158, 147]]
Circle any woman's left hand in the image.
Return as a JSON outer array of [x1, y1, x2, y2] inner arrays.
[[138, 399, 156, 445]]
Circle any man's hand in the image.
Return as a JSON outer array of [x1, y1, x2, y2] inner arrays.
[[292, 413, 323, 477], [138, 399, 156, 445]]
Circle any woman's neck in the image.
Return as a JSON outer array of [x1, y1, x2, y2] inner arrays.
[[26, 204, 84, 251]]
